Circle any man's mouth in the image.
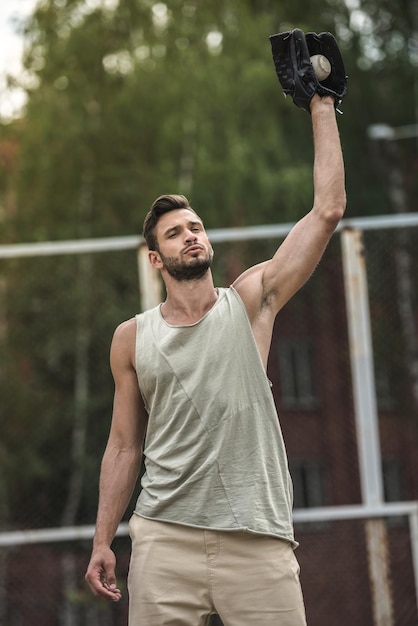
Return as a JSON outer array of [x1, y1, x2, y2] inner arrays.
[[184, 245, 203, 254]]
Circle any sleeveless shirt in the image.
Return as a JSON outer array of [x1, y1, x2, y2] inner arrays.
[[134, 286, 296, 545]]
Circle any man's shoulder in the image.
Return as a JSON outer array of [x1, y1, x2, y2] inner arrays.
[[109, 318, 138, 371], [112, 317, 137, 345]]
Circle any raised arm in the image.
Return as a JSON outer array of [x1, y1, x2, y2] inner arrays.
[[233, 95, 346, 365], [264, 95, 346, 305], [85, 318, 147, 602]]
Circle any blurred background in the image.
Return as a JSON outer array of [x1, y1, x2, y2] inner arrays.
[[1, 0, 418, 625]]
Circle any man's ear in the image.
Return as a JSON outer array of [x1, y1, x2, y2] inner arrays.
[[148, 249, 163, 270]]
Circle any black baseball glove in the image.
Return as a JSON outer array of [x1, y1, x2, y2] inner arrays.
[[269, 28, 348, 113]]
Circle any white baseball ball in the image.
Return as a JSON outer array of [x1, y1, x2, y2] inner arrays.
[[310, 54, 331, 82]]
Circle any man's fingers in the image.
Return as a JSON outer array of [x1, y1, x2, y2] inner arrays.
[[103, 580, 123, 601], [103, 560, 117, 588], [85, 554, 122, 602], [102, 555, 122, 599], [86, 573, 122, 602], [102, 581, 122, 602]]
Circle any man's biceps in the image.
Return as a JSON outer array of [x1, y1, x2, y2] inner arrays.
[[262, 257, 288, 291]]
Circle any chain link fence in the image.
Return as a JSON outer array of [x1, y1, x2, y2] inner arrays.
[[1, 217, 418, 625]]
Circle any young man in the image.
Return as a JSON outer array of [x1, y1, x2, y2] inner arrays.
[[85, 94, 346, 625]]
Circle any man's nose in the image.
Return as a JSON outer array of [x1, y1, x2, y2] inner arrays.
[[185, 230, 197, 242]]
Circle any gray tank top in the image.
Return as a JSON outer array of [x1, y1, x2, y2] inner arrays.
[[134, 286, 296, 545]]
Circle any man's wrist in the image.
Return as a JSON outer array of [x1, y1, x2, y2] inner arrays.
[[93, 538, 110, 548], [93, 530, 114, 550], [310, 95, 335, 113]]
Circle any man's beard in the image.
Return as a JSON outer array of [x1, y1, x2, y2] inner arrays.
[[159, 250, 213, 281]]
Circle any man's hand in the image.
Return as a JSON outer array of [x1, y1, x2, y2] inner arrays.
[[269, 28, 347, 113], [85, 546, 122, 602]]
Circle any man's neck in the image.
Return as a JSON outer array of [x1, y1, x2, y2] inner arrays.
[[160, 272, 219, 325]]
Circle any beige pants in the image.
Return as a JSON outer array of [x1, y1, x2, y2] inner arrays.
[[128, 515, 307, 626]]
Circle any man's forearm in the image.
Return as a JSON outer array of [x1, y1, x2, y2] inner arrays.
[[93, 445, 143, 548], [311, 96, 346, 222]]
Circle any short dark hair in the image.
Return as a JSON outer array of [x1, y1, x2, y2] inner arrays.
[[143, 194, 197, 251]]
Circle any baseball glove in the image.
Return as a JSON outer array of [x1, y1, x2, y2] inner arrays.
[[269, 28, 347, 113]]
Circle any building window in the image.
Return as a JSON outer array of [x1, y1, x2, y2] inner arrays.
[[278, 339, 317, 409], [290, 460, 325, 509], [375, 363, 397, 411], [382, 458, 404, 526], [382, 458, 402, 502]]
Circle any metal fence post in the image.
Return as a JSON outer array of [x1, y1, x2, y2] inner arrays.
[[137, 243, 163, 311], [410, 507, 418, 609], [341, 228, 393, 626]]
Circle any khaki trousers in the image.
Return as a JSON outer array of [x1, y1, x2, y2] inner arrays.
[[128, 515, 307, 626]]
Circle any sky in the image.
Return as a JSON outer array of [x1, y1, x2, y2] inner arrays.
[[0, 0, 38, 120]]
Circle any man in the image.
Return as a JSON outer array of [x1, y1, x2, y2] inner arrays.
[[85, 94, 346, 625]]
